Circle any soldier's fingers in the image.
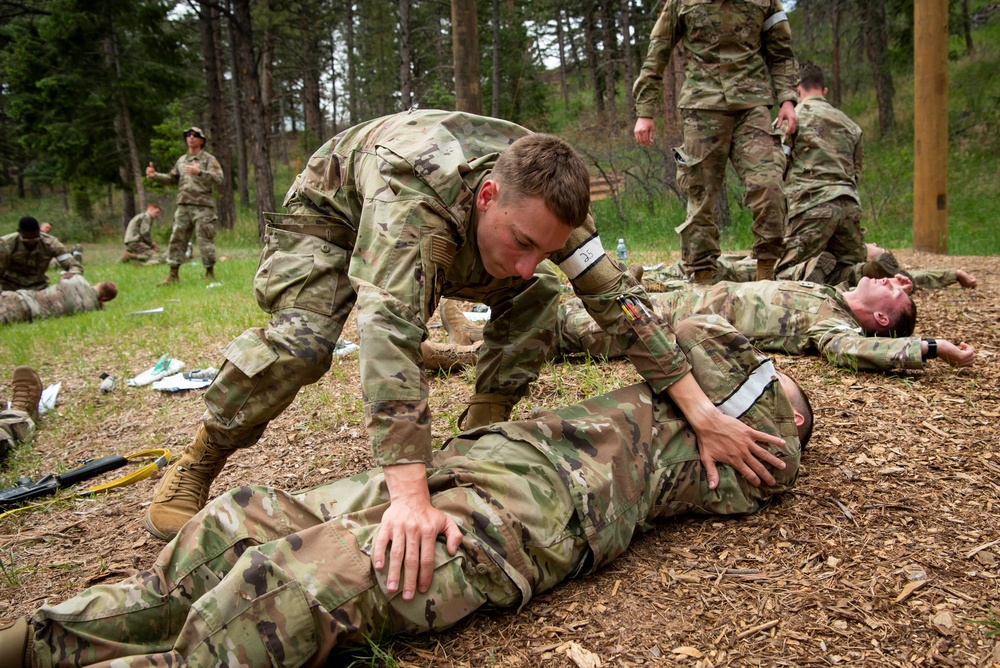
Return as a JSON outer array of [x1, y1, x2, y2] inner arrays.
[[386, 531, 406, 593], [445, 519, 463, 556], [373, 529, 389, 570], [746, 449, 777, 487], [750, 443, 785, 471], [401, 533, 422, 599], [702, 457, 720, 490], [418, 533, 437, 593], [749, 427, 786, 451]]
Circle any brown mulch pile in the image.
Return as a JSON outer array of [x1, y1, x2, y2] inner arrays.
[[2, 250, 999, 667]]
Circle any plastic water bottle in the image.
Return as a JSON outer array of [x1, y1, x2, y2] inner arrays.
[[616, 238, 628, 262], [99, 373, 116, 394]]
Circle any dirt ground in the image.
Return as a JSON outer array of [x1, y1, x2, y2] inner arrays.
[[2, 249, 999, 667]]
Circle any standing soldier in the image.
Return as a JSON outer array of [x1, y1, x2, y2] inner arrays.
[[632, 0, 799, 284], [121, 203, 163, 264], [0, 216, 83, 292], [144, 110, 788, 609], [145, 127, 223, 283]]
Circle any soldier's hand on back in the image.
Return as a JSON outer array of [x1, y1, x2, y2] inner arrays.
[[693, 413, 787, 489]]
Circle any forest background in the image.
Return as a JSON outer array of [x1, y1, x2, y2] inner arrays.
[[0, 0, 998, 256]]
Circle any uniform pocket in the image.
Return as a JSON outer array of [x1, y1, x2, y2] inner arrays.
[[254, 228, 349, 316]]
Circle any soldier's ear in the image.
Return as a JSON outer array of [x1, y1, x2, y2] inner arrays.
[[794, 410, 805, 427], [872, 310, 890, 328], [476, 179, 499, 211]]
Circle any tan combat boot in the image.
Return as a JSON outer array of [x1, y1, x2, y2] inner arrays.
[[861, 252, 903, 279], [803, 252, 836, 283], [158, 266, 180, 286], [120, 250, 138, 263], [144, 425, 233, 540], [421, 341, 482, 372], [691, 269, 714, 286], [458, 393, 517, 430], [10, 366, 42, 420], [0, 617, 32, 668], [440, 299, 484, 345], [755, 259, 776, 281], [205, 265, 215, 280]]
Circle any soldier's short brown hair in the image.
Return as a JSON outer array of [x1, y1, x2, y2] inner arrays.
[[799, 63, 825, 92], [491, 134, 591, 229]]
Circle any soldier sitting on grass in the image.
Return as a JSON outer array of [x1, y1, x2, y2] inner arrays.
[[0, 217, 83, 292], [0, 318, 812, 666]]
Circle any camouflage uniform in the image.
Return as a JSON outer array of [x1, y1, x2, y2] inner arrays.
[[149, 150, 223, 269], [0, 409, 34, 464], [0, 232, 83, 292], [27, 317, 801, 665], [0, 275, 103, 326], [558, 280, 925, 372], [123, 212, 162, 263], [776, 95, 865, 278], [643, 256, 958, 292], [204, 110, 690, 469], [633, 0, 798, 274]]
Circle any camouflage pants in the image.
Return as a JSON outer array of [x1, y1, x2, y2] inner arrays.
[[775, 196, 865, 280], [0, 409, 34, 463], [125, 241, 163, 264], [28, 320, 797, 666], [167, 204, 216, 269], [675, 107, 787, 274], [0, 292, 31, 326]]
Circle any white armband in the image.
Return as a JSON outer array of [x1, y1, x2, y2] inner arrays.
[[558, 233, 605, 281], [717, 359, 777, 418], [763, 11, 787, 31]]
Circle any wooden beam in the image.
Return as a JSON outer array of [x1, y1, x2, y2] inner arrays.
[[913, 0, 949, 253]]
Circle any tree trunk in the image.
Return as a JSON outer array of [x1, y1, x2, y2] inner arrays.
[[556, 7, 570, 112], [961, 0, 974, 55], [862, 0, 894, 138], [830, 0, 841, 107], [231, 0, 276, 240], [600, 0, 617, 114], [227, 0, 250, 206], [451, 0, 482, 114], [582, 0, 605, 115], [400, 0, 413, 109], [491, 0, 500, 117], [199, 0, 235, 229], [620, 0, 635, 123], [102, 34, 144, 219], [346, 2, 358, 124]]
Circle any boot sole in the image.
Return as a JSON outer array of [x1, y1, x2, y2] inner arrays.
[[143, 512, 179, 542]]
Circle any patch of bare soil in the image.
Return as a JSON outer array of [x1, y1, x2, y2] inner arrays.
[[2, 250, 999, 667]]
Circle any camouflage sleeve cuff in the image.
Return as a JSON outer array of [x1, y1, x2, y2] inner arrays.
[[365, 399, 434, 467], [634, 102, 660, 119]]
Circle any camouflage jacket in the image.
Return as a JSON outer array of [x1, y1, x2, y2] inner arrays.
[[124, 212, 155, 246], [644, 256, 958, 292], [784, 95, 863, 219], [287, 109, 691, 467], [149, 150, 223, 207], [0, 274, 100, 325], [0, 232, 83, 291], [633, 0, 798, 116], [450, 316, 800, 596], [649, 280, 924, 371]]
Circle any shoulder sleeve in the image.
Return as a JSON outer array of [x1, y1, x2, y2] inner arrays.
[[633, 0, 682, 118]]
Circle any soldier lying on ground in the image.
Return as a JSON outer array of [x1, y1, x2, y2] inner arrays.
[[641, 244, 977, 292], [0, 318, 812, 667], [0, 216, 83, 292], [0, 275, 117, 326], [0, 366, 43, 466], [146, 111, 785, 612], [425, 276, 975, 374]]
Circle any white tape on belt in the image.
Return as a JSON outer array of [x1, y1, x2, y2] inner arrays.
[[558, 234, 605, 281], [763, 11, 788, 31], [55, 253, 73, 262], [717, 359, 777, 418]]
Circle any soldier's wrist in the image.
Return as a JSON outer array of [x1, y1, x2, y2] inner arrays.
[[922, 337, 937, 361]]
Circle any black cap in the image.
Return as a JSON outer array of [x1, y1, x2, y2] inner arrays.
[[18, 216, 40, 233]]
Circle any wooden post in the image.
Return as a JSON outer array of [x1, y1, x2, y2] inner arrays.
[[913, 0, 948, 253]]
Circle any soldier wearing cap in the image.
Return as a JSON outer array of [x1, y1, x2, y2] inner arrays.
[[0, 216, 83, 292], [145, 126, 223, 283]]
